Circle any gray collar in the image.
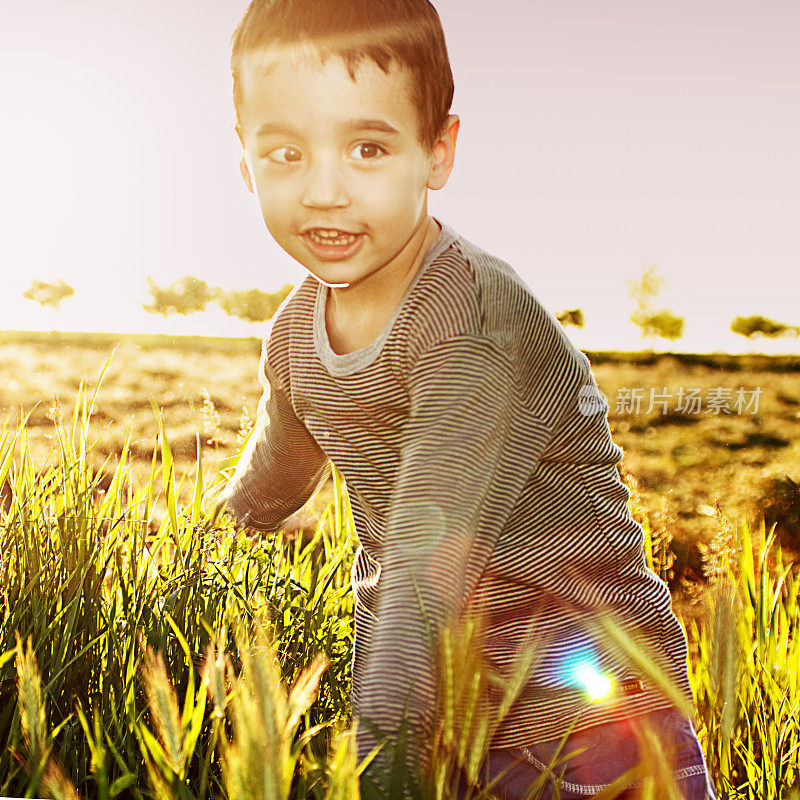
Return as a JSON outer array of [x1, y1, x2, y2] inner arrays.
[[313, 221, 458, 376]]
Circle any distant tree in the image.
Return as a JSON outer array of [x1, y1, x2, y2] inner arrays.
[[143, 275, 219, 316], [555, 308, 585, 328], [633, 309, 685, 340], [217, 284, 293, 323], [731, 314, 800, 338], [22, 279, 75, 310], [627, 263, 684, 341]]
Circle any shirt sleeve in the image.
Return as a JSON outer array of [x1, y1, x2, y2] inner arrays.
[[356, 334, 575, 783], [220, 339, 330, 531]]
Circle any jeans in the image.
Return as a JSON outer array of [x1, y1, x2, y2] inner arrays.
[[457, 708, 717, 799]]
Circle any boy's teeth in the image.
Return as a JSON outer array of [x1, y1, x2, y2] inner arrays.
[[308, 229, 358, 245]]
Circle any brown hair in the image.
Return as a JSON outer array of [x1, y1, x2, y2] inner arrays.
[[231, 0, 454, 147]]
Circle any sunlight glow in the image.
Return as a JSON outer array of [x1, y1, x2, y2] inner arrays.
[[571, 661, 614, 702]]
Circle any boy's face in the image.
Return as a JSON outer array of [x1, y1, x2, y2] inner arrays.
[[236, 49, 457, 290]]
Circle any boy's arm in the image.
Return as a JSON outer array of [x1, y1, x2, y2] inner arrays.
[[357, 334, 579, 788], [220, 349, 330, 531]]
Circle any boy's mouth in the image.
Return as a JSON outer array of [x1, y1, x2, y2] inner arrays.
[[306, 228, 358, 246], [302, 228, 365, 261]]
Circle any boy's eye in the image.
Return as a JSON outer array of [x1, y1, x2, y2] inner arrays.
[[350, 143, 385, 160], [267, 146, 303, 164]]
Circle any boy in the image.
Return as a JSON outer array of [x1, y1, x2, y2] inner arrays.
[[220, 0, 717, 797]]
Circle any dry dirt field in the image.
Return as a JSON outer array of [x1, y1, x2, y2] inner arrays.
[[2, 331, 800, 601]]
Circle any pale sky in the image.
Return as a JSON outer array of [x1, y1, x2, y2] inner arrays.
[[1, 0, 798, 352]]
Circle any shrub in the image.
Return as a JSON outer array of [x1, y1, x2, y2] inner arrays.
[[756, 475, 800, 545], [143, 276, 219, 315], [731, 315, 800, 339], [555, 308, 585, 328], [22, 279, 75, 310], [628, 263, 685, 341], [217, 285, 293, 323], [632, 309, 685, 341]]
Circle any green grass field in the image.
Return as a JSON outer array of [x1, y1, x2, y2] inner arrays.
[[3, 331, 799, 587], [2, 331, 800, 798]]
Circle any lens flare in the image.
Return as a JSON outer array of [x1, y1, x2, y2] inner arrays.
[[571, 662, 614, 701]]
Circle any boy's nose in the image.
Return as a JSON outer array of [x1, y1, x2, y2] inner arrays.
[[301, 159, 349, 209]]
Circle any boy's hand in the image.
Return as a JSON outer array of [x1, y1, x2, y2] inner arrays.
[[281, 507, 321, 537], [204, 480, 319, 539], [203, 481, 245, 529]]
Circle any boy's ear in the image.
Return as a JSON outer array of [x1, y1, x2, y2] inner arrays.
[[427, 114, 460, 191], [240, 156, 254, 193]]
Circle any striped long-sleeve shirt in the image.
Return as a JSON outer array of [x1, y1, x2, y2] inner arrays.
[[223, 223, 692, 772]]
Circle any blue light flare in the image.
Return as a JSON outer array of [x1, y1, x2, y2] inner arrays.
[[568, 658, 614, 701]]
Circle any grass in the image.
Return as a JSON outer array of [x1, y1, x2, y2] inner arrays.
[[1, 363, 800, 797], [689, 519, 800, 798], [4, 333, 799, 587], [1, 381, 354, 797]]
